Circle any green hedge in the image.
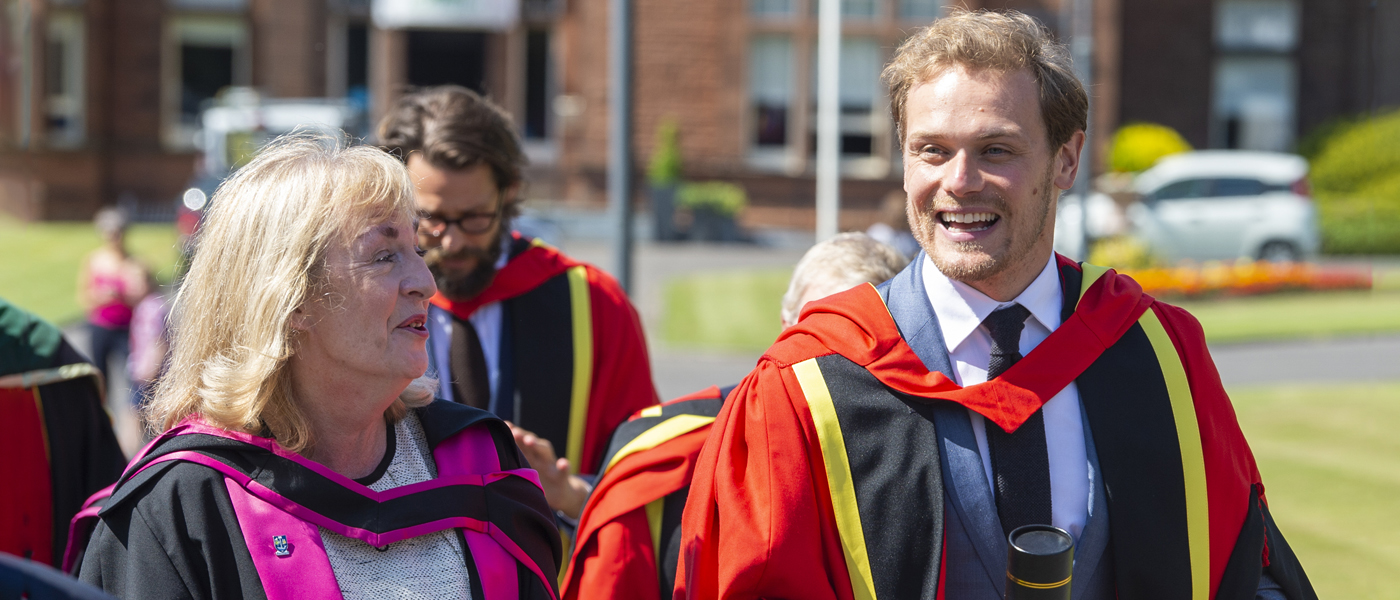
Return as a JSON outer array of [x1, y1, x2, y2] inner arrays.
[[1307, 108, 1400, 254], [1318, 195, 1400, 255]]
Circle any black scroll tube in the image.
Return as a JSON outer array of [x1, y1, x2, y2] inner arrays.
[[1004, 524, 1074, 600]]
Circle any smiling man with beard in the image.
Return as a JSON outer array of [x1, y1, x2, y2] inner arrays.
[[676, 10, 1315, 600], [378, 86, 659, 522]]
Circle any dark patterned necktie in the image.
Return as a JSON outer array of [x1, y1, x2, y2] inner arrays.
[[982, 303, 1053, 537], [449, 317, 491, 409]]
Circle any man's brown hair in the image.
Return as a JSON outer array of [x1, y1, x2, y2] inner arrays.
[[377, 86, 527, 202], [882, 9, 1088, 149]]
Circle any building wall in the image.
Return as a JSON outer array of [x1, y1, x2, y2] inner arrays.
[[1116, 0, 1214, 148], [251, 0, 328, 98], [1298, 0, 1400, 138]]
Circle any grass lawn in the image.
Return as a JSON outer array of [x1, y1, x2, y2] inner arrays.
[[662, 267, 790, 352], [0, 216, 181, 326], [1230, 381, 1400, 598], [660, 269, 1400, 351]]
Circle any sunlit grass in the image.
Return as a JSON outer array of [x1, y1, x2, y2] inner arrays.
[[1229, 381, 1400, 598], [0, 216, 181, 325], [661, 268, 789, 352]]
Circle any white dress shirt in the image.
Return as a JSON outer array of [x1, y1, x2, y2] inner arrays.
[[428, 238, 513, 405], [921, 254, 1091, 540]]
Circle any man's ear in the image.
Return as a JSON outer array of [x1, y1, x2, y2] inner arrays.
[[1053, 130, 1087, 191]]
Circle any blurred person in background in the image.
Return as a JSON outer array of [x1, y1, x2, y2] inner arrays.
[[865, 189, 921, 261], [77, 208, 149, 380], [73, 133, 560, 599], [125, 272, 169, 419], [378, 86, 658, 523], [677, 10, 1314, 600], [0, 297, 124, 569], [560, 233, 905, 600]]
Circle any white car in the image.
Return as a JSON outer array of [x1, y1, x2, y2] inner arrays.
[[1127, 151, 1318, 263]]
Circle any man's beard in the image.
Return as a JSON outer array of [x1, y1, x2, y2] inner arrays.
[[424, 229, 507, 301], [910, 166, 1056, 283]]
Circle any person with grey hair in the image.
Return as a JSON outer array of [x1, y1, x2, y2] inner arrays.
[[780, 232, 908, 329], [677, 9, 1313, 600]]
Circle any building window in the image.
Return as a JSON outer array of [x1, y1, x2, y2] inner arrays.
[[899, 0, 942, 22], [45, 11, 85, 149], [750, 34, 793, 148], [809, 36, 882, 157], [165, 16, 251, 149], [1210, 0, 1298, 151], [750, 0, 795, 18], [747, 0, 918, 177]]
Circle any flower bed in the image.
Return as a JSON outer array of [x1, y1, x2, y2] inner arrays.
[[1121, 261, 1373, 298]]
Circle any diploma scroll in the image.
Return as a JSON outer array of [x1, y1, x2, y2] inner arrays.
[[1004, 524, 1073, 600]]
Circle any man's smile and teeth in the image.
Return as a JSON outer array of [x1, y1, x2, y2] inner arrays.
[[937, 210, 1001, 237]]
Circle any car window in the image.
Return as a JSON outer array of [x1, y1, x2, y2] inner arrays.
[[1210, 178, 1266, 197], [1151, 179, 1210, 202]]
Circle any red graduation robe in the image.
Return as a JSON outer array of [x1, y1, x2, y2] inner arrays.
[[562, 387, 726, 600], [676, 258, 1314, 600]]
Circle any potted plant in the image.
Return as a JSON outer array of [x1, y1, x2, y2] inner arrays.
[[676, 181, 747, 242], [648, 119, 683, 241]]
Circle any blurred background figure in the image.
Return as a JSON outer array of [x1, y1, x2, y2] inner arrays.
[[0, 296, 125, 570], [865, 189, 921, 262], [561, 232, 904, 600], [124, 274, 168, 433], [76, 209, 148, 381]]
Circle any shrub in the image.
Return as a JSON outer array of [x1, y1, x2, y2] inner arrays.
[[1107, 122, 1192, 173], [1309, 108, 1400, 197], [1306, 109, 1400, 254], [677, 181, 747, 216], [1088, 235, 1158, 270], [648, 118, 683, 187]]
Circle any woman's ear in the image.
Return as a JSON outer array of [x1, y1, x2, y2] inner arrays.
[[289, 305, 312, 332]]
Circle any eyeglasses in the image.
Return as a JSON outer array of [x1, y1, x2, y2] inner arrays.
[[417, 200, 504, 237]]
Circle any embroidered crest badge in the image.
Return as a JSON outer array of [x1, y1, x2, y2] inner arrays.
[[273, 535, 291, 557]]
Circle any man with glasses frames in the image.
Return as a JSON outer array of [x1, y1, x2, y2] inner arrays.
[[379, 86, 660, 522]]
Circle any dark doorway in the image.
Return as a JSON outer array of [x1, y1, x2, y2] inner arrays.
[[406, 30, 487, 92], [347, 23, 369, 89], [181, 45, 234, 124], [524, 28, 550, 139]]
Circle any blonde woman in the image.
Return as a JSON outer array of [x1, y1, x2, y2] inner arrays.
[[70, 133, 561, 599]]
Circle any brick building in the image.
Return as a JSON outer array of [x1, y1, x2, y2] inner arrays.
[[1, 0, 1397, 223]]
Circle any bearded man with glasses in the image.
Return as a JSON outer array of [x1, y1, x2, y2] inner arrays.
[[379, 86, 659, 523]]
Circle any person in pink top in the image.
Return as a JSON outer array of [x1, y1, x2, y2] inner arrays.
[[77, 208, 149, 379]]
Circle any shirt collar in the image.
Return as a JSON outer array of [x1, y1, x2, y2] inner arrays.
[[920, 253, 1065, 352]]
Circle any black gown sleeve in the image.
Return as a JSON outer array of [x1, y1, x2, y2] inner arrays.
[[78, 463, 266, 600]]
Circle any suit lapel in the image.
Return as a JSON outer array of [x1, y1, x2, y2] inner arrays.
[[882, 252, 1009, 589], [1071, 400, 1112, 600]]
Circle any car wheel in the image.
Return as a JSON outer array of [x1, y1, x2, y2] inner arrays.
[[1258, 241, 1299, 263]]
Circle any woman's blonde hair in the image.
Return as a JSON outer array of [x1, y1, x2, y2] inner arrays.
[[146, 131, 435, 452]]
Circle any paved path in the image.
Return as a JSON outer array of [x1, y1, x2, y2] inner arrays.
[[1209, 334, 1400, 387]]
